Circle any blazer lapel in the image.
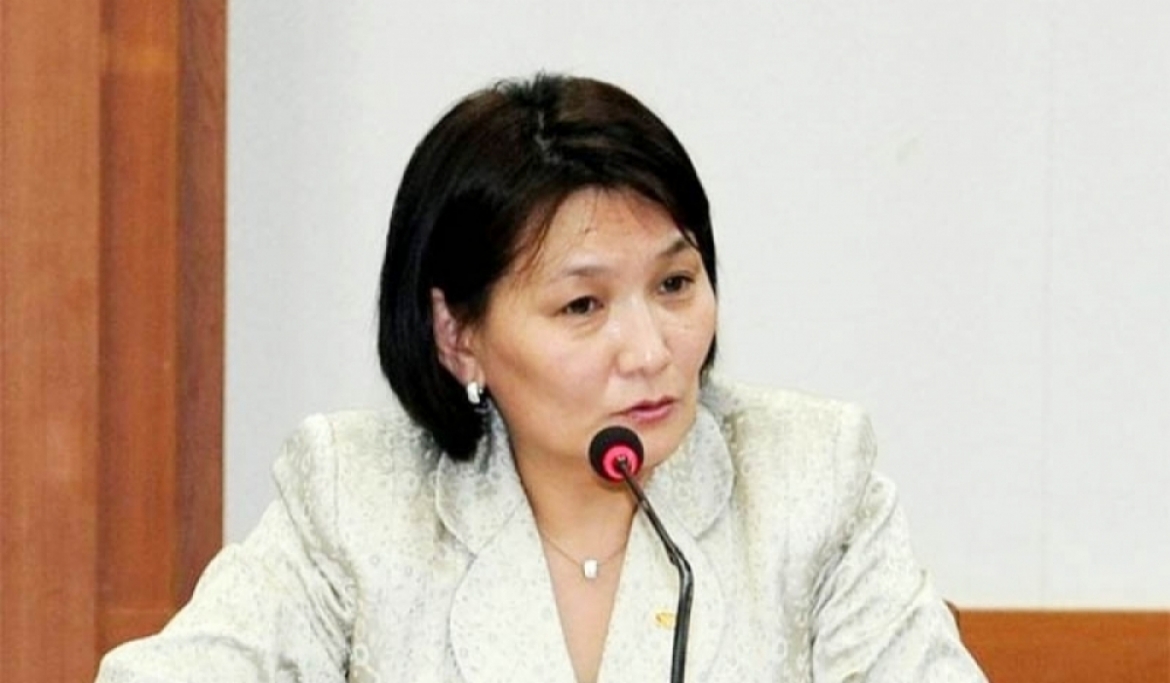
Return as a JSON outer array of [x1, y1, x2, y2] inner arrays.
[[438, 408, 575, 683], [439, 404, 734, 683], [596, 406, 734, 682], [448, 506, 576, 683], [594, 512, 727, 683]]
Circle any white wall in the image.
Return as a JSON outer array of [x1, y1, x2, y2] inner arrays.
[[227, 0, 1170, 608]]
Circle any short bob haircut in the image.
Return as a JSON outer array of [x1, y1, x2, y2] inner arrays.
[[378, 73, 717, 461]]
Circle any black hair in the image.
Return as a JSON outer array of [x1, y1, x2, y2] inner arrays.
[[377, 73, 717, 460]]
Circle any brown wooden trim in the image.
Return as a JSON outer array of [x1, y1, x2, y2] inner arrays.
[[101, 607, 178, 655], [0, 1, 104, 681], [98, 0, 182, 650], [2, 0, 225, 678], [176, 0, 226, 605], [959, 610, 1170, 683], [95, 0, 226, 655]]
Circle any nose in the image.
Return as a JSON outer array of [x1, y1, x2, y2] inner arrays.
[[614, 300, 671, 377]]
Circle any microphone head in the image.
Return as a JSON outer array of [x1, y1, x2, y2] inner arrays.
[[589, 426, 644, 482]]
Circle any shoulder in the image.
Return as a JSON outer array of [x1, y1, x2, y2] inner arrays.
[[270, 401, 441, 545], [701, 375, 874, 468], [700, 376, 878, 541], [276, 400, 438, 477]]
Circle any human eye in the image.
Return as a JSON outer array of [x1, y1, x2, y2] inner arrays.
[[561, 296, 601, 316], [659, 273, 696, 295]]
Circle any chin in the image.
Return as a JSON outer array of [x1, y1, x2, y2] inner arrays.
[[642, 413, 696, 470]]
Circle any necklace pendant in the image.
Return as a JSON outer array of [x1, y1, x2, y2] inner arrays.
[[582, 558, 599, 580]]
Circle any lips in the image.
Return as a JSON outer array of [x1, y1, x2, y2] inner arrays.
[[620, 397, 677, 425]]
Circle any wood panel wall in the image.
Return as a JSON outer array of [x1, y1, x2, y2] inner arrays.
[[961, 610, 1170, 683], [0, 1, 225, 681]]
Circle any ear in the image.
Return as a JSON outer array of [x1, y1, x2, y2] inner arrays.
[[431, 288, 482, 386]]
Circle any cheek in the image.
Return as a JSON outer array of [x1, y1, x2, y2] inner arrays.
[[487, 323, 604, 399], [674, 296, 718, 365]]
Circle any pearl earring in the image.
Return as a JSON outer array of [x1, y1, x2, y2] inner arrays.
[[465, 381, 482, 406]]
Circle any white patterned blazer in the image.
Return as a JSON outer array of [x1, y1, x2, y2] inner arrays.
[[96, 380, 987, 682]]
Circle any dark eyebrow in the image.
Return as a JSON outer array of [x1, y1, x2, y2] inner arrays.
[[550, 235, 697, 282], [659, 235, 696, 260], [555, 263, 608, 280]]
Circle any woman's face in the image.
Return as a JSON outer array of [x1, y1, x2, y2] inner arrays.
[[459, 187, 717, 476]]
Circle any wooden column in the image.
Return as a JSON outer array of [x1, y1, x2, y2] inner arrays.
[[0, 2, 103, 681], [0, 1, 224, 680]]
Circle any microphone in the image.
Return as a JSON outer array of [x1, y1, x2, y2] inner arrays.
[[589, 427, 693, 683]]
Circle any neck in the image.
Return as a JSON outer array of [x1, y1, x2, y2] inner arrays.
[[514, 449, 639, 551]]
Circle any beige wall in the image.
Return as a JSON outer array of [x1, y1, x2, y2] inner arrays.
[[226, 0, 1170, 610]]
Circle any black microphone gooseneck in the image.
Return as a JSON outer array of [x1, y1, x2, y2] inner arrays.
[[589, 426, 693, 683]]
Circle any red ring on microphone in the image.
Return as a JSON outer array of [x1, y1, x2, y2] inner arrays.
[[601, 444, 642, 481]]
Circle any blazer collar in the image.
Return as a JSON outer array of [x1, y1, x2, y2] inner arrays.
[[435, 399, 735, 550], [437, 401, 735, 682], [641, 401, 735, 538], [434, 406, 527, 556]]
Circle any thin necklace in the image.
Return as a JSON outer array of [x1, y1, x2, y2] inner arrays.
[[538, 529, 627, 581]]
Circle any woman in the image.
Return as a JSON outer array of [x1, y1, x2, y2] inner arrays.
[[97, 74, 986, 682]]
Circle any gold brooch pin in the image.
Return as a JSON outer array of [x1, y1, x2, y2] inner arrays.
[[654, 611, 676, 629]]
